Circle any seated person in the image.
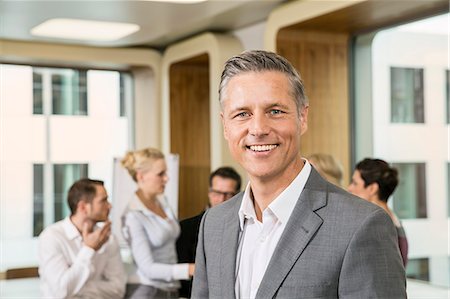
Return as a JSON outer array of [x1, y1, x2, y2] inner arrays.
[[348, 158, 408, 266], [176, 166, 241, 298], [38, 178, 126, 298]]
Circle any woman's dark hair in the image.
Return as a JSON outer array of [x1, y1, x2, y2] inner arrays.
[[355, 158, 399, 202]]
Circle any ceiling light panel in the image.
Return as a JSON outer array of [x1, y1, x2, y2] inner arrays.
[[144, 0, 207, 2], [31, 18, 140, 41]]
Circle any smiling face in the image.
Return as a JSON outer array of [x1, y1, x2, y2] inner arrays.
[[221, 71, 308, 184]]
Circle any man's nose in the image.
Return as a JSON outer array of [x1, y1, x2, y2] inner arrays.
[[249, 112, 270, 136], [220, 193, 229, 199]]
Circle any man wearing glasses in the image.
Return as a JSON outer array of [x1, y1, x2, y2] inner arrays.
[[176, 166, 241, 297]]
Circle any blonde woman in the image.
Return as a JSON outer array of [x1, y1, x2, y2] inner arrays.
[[307, 153, 344, 187], [121, 148, 194, 297]]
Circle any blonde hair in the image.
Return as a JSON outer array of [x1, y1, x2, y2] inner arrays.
[[308, 153, 343, 186], [121, 147, 165, 182]]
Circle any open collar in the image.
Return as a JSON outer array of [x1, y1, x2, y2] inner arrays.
[[238, 160, 312, 229], [62, 217, 82, 241]]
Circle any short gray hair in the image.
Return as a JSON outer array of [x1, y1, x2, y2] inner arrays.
[[219, 50, 308, 112]]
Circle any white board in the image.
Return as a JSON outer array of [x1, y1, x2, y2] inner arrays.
[[111, 153, 179, 245]]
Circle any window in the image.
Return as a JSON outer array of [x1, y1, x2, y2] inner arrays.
[[33, 164, 44, 236], [446, 70, 449, 124], [33, 163, 88, 237], [54, 164, 88, 222], [33, 72, 43, 114], [393, 163, 427, 219], [406, 258, 430, 282], [33, 68, 88, 115], [120, 73, 126, 117], [51, 69, 88, 115], [119, 72, 134, 117], [391, 67, 424, 123]]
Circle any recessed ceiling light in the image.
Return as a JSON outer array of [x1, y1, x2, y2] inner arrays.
[[31, 19, 140, 41], [144, 0, 207, 2]]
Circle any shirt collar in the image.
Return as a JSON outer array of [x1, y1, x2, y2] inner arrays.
[[238, 183, 256, 230], [238, 160, 312, 230], [62, 217, 82, 240], [128, 193, 148, 212], [127, 193, 169, 218], [269, 160, 311, 224]]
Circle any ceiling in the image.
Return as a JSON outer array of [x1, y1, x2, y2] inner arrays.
[[0, 0, 287, 50]]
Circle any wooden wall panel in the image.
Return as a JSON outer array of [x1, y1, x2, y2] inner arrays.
[[170, 54, 210, 220], [277, 30, 350, 184]]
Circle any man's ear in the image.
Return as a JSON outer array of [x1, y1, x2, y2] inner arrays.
[[77, 200, 88, 215], [300, 105, 309, 135]]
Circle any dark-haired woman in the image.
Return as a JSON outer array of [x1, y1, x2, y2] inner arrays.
[[348, 158, 408, 267]]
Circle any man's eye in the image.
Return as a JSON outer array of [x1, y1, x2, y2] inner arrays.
[[270, 109, 283, 115], [234, 112, 249, 118]]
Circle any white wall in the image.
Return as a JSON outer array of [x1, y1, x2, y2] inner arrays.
[[232, 21, 266, 51]]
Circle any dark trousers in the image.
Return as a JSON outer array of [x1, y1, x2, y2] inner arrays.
[[125, 284, 179, 299]]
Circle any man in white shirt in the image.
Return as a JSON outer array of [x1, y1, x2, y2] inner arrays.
[[38, 178, 126, 299], [191, 50, 406, 298]]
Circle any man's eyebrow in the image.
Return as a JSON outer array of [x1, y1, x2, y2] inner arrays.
[[225, 102, 292, 114], [228, 104, 249, 111], [267, 102, 291, 110], [225, 105, 249, 115]]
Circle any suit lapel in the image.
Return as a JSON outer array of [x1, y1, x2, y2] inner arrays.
[[256, 169, 328, 298], [219, 194, 242, 299]]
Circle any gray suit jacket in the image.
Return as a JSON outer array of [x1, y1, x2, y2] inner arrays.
[[192, 168, 406, 298]]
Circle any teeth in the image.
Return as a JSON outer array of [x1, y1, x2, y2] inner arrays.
[[249, 144, 277, 152]]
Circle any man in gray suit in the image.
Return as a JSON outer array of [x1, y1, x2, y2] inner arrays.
[[192, 50, 406, 298]]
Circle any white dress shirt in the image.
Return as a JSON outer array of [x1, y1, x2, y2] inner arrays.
[[236, 161, 311, 299], [122, 194, 189, 290], [38, 217, 126, 299]]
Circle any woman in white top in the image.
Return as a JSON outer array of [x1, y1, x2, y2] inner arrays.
[[121, 148, 194, 296]]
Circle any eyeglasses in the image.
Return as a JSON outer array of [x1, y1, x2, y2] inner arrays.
[[209, 189, 236, 199]]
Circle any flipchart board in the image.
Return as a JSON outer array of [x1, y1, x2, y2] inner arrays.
[[111, 153, 180, 245]]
